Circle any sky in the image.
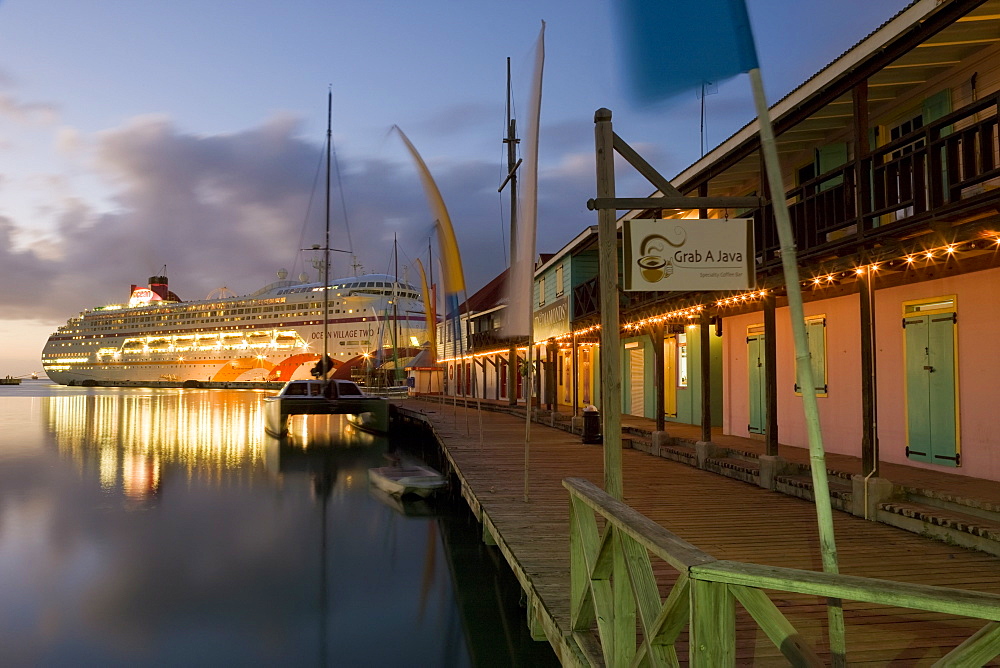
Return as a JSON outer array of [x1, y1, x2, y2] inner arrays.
[[0, 0, 911, 375]]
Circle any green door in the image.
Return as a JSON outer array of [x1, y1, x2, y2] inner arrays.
[[748, 334, 766, 434], [904, 313, 958, 466]]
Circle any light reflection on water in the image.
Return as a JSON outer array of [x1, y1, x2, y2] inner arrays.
[[0, 383, 556, 667]]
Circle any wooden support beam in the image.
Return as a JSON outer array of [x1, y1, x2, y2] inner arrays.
[[764, 293, 779, 457], [612, 132, 683, 196], [700, 309, 713, 444], [650, 322, 665, 432], [571, 331, 579, 417], [508, 345, 518, 406], [595, 108, 623, 501], [588, 196, 764, 211], [859, 267, 878, 477], [690, 579, 735, 666], [853, 81, 871, 240]]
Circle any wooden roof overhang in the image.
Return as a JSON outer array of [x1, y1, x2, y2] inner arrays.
[[670, 0, 1000, 199], [601, 0, 1000, 325]]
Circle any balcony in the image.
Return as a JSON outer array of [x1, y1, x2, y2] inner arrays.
[[755, 93, 1000, 267], [573, 95, 1000, 320]]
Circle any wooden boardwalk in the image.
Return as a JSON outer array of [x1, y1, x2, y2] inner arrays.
[[396, 399, 1000, 666]]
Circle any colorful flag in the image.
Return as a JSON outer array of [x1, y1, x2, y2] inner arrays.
[[504, 21, 545, 339], [618, 0, 759, 103], [414, 258, 436, 352], [393, 126, 466, 297]]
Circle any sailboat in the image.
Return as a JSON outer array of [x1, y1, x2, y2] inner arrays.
[[265, 91, 393, 435]]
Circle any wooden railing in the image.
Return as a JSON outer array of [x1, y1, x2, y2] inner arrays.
[[574, 278, 601, 321], [753, 93, 1000, 267], [565, 477, 1000, 667]]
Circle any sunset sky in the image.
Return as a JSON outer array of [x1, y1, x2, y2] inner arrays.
[[0, 0, 909, 375]]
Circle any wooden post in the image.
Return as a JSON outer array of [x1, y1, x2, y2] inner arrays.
[[595, 108, 623, 501], [860, 266, 878, 477], [535, 344, 543, 408], [853, 81, 871, 236], [689, 579, 735, 666], [700, 309, 712, 444], [613, 531, 637, 666], [651, 322, 665, 432], [572, 331, 579, 417], [546, 339, 556, 410], [764, 292, 778, 457]]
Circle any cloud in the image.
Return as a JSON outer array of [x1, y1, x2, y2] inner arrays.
[[0, 94, 58, 125], [408, 101, 496, 139], [3, 112, 590, 327]]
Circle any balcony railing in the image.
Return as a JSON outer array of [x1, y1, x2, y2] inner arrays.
[[574, 278, 601, 321], [574, 94, 1000, 319], [754, 92, 1000, 266]]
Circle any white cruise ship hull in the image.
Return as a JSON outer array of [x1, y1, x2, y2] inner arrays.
[[42, 274, 427, 386]]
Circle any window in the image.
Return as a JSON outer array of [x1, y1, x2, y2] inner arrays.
[[555, 264, 564, 297], [538, 276, 546, 307], [795, 316, 828, 396]]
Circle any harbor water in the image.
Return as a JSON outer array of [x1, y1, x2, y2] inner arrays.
[[0, 381, 557, 667]]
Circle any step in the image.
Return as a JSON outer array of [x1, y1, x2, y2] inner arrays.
[[774, 471, 854, 511], [878, 500, 1000, 557], [704, 454, 761, 485]]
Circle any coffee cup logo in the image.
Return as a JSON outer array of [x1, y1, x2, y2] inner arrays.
[[637, 227, 686, 284], [639, 254, 670, 282]]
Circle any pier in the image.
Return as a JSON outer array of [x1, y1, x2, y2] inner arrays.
[[394, 398, 1000, 666]]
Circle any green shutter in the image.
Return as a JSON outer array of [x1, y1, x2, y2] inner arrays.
[[748, 335, 766, 434], [904, 312, 958, 466], [807, 318, 827, 394], [795, 318, 827, 395], [817, 143, 848, 191], [927, 314, 957, 464], [904, 315, 931, 460], [922, 89, 952, 127]]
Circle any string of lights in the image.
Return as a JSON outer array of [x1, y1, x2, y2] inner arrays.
[[437, 235, 1000, 364]]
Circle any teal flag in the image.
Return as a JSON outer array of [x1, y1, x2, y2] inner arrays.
[[619, 0, 759, 103]]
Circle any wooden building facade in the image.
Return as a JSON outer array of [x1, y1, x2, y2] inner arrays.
[[582, 0, 1000, 482]]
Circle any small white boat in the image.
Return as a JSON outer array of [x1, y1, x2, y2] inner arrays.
[[368, 464, 446, 499]]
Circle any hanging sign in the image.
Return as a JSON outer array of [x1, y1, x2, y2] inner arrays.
[[532, 297, 569, 341], [623, 218, 754, 291]]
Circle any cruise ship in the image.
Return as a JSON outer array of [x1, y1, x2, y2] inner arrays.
[[42, 271, 427, 386]]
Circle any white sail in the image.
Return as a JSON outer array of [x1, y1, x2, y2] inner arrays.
[[505, 22, 545, 339]]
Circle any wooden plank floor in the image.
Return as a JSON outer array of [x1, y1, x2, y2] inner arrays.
[[620, 415, 1000, 507], [398, 399, 1000, 666]]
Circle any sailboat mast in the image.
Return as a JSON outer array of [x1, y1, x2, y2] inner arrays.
[[504, 57, 519, 407], [393, 234, 400, 383], [323, 89, 332, 378], [505, 57, 518, 263]]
